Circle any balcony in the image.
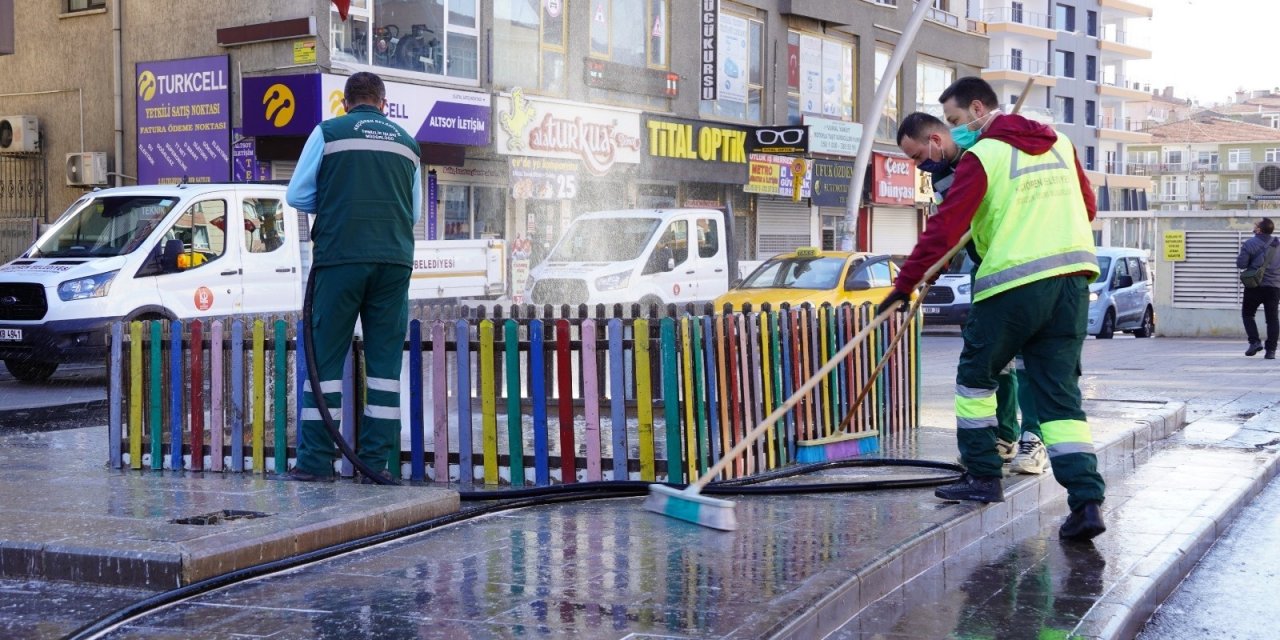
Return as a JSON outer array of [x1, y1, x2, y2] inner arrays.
[[1152, 192, 1190, 204], [1124, 162, 1222, 175], [1222, 161, 1255, 173], [1099, 0, 1154, 19], [982, 7, 1054, 29], [1099, 76, 1152, 101], [1098, 115, 1152, 143], [983, 55, 1057, 87], [927, 6, 961, 29], [1099, 27, 1152, 60]]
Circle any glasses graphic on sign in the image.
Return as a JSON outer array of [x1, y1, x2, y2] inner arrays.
[[755, 129, 804, 145]]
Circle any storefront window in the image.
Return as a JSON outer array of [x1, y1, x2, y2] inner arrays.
[[638, 184, 677, 208], [589, 0, 669, 68], [494, 0, 566, 94], [330, 0, 480, 82], [786, 29, 856, 125], [700, 8, 764, 123], [875, 45, 901, 142], [436, 184, 507, 241]]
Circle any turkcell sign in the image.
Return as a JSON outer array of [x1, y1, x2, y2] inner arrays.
[[240, 73, 490, 146], [700, 0, 719, 101], [136, 55, 231, 185]]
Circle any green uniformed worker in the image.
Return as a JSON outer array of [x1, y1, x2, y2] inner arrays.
[[285, 72, 423, 483], [881, 77, 1106, 541]]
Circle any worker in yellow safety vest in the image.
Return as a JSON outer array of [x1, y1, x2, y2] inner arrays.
[[880, 77, 1106, 542]]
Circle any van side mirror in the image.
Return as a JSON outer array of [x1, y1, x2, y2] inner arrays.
[[1115, 274, 1133, 289], [666, 257, 675, 271], [161, 238, 183, 273]]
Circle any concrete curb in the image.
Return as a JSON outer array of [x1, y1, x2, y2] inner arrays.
[[1074, 431, 1280, 639], [766, 401, 1189, 640], [0, 399, 108, 430]]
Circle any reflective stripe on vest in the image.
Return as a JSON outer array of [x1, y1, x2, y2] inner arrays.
[[965, 133, 1100, 302]]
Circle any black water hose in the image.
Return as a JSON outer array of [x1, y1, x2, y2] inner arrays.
[[63, 458, 962, 640], [301, 266, 397, 484]]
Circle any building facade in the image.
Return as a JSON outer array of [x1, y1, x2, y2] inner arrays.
[[0, 0, 990, 266], [972, 0, 1153, 216], [1128, 116, 1280, 212]]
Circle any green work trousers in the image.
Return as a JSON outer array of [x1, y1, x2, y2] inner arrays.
[[298, 263, 410, 477], [995, 356, 1041, 443], [955, 275, 1104, 511]]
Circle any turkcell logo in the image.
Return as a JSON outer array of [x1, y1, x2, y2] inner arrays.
[[137, 71, 157, 101], [263, 84, 297, 128], [138, 69, 228, 100]]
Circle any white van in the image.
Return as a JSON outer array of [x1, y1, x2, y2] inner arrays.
[[0, 184, 504, 382], [526, 208, 735, 308], [922, 251, 975, 325], [1088, 246, 1155, 339]]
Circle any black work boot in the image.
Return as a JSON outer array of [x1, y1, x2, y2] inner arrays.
[[1246, 341, 1264, 356], [1267, 351, 1277, 360], [357, 469, 402, 485], [934, 473, 1004, 503], [1060, 501, 1107, 542]]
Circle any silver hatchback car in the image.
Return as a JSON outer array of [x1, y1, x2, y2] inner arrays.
[[1087, 247, 1155, 339]]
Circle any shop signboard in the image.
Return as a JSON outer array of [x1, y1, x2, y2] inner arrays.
[[871, 151, 916, 206], [804, 116, 862, 157], [744, 153, 812, 198], [700, 0, 719, 100], [641, 115, 748, 184], [509, 156, 581, 200], [240, 73, 491, 146], [747, 125, 808, 155], [231, 128, 270, 182], [810, 159, 856, 207], [494, 88, 642, 176], [135, 55, 231, 184]]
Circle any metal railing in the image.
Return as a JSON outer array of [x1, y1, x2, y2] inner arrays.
[[927, 6, 961, 28], [1100, 76, 1152, 93], [1098, 115, 1146, 132], [987, 55, 1053, 75], [981, 7, 1054, 29], [1099, 26, 1151, 49]]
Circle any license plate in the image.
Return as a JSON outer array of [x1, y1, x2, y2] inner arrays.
[[0, 328, 21, 341], [923, 306, 940, 315]]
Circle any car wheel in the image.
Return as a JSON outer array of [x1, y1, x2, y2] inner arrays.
[[3, 357, 58, 384], [1133, 307, 1155, 338], [1096, 309, 1115, 339]]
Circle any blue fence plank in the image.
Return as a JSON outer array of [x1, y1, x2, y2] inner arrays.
[[409, 319, 425, 482], [608, 318, 627, 481], [530, 319, 548, 486], [109, 322, 122, 469]]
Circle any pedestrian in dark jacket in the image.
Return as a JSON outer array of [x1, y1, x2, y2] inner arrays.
[[1237, 217, 1280, 359]]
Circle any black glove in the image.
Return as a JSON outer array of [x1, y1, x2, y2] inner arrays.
[[876, 290, 911, 316]]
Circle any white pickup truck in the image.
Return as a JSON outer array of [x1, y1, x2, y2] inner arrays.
[[526, 208, 740, 309], [0, 183, 504, 382]]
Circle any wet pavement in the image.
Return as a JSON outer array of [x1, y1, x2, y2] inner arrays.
[[2, 335, 1280, 639]]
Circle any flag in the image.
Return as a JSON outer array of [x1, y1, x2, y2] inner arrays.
[[332, 0, 350, 21]]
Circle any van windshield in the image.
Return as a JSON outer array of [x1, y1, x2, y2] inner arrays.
[[548, 217, 661, 262], [1096, 256, 1111, 277], [29, 196, 178, 258], [944, 251, 975, 274]]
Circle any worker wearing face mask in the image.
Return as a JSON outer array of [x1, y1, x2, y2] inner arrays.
[[898, 112, 1047, 477], [881, 77, 1105, 542]]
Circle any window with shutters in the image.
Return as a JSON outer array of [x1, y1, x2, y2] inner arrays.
[[1172, 230, 1248, 309]]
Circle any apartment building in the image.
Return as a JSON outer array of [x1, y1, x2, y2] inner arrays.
[[972, 0, 1153, 214], [0, 0, 989, 265], [1128, 116, 1280, 211]]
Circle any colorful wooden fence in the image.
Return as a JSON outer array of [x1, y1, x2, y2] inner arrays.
[[108, 303, 921, 486]]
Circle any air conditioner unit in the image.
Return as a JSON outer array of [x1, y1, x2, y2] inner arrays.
[[66, 152, 109, 186], [0, 115, 40, 153], [1255, 163, 1280, 194]]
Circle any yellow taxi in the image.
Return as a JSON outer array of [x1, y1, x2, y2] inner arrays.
[[713, 247, 900, 311]]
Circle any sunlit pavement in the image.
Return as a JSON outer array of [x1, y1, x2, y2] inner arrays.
[[1, 335, 1278, 639]]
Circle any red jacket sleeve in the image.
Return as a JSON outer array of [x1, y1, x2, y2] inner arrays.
[[1074, 152, 1097, 221], [892, 154, 987, 294]]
